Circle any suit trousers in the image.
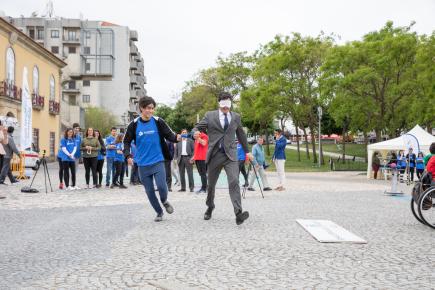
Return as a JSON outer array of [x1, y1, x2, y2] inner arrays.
[[206, 151, 242, 215], [179, 156, 194, 190]]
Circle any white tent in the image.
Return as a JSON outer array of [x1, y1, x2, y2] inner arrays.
[[367, 125, 435, 178]]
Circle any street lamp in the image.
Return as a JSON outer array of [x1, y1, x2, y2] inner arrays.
[[317, 106, 323, 168]]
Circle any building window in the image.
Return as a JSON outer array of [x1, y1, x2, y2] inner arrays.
[[67, 81, 76, 90], [83, 46, 91, 55], [83, 80, 90, 87], [82, 95, 90, 103], [51, 46, 59, 54], [33, 128, 40, 152], [33, 66, 39, 94], [67, 30, 76, 41], [50, 132, 55, 156], [28, 28, 35, 39], [37, 28, 44, 40], [6, 47, 15, 84], [51, 30, 59, 38], [68, 46, 76, 54], [49, 75, 55, 100], [85, 31, 91, 39], [85, 63, 91, 72]]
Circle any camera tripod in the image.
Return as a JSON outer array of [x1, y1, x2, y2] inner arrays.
[[29, 150, 53, 194]]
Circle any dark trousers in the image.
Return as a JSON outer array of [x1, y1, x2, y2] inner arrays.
[[83, 157, 98, 185], [130, 162, 140, 184], [113, 161, 125, 185], [165, 160, 172, 190], [238, 160, 249, 185], [0, 157, 15, 183], [196, 160, 207, 190], [408, 167, 415, 181], [96, 159, 104, 185], [179, 156, 194, 190], [58, 157, 64, 183], [417, 169, 424, 180], [62, 161, 76, 187]]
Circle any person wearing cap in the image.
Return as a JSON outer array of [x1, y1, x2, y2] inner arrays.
[[192, 92, 252, 225], [123, 96, 181, 222]]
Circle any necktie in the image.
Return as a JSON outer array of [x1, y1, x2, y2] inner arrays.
[[224, 113, 229, 131]]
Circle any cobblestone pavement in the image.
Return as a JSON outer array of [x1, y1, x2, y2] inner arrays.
[[0, 163, 434, 289]]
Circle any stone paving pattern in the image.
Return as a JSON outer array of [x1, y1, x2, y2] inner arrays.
[[0, 164, 434, 289]]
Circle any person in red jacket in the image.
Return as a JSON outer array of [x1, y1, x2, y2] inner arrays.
[[193, 131, 208, 193], [426, 142, 435, 183]]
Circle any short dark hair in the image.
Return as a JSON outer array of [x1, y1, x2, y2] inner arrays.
[[274, 129, 283, 134], [138, 96, 156, 109], [111, 127, 117, 131], [72, 123, 80, 129], [430, 142, 435, 154], [218, 92, 232, 101], [7, 126, 14, 133]]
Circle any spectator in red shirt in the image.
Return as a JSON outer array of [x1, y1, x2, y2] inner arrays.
[[426, 142, 435, 182], [193, 131, 208, 193]]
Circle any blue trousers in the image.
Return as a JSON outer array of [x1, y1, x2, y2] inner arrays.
[[106, 157, 115, 185], [138, 161, 168, 215]]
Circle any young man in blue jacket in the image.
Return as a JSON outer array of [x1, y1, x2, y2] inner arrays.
[[272, 129, 287, 191]]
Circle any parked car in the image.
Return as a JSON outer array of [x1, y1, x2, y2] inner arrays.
[[23, 147, 40, 170]]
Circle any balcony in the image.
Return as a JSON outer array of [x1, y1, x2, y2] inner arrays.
[[31, 93, 45, 110], [144, 75, 147, 84], [60, 101, 84, 129], [130, 45, 138, 56], [130, 89, 139, 100], [63, 34, 80, 45], [49, 100, 60, 115], [129, 102, 138, 113], [130, 30, 138, 41], [130, 75, 138, 85], [0, 80, 22, 103], [63, 81, 80, 94], [130, 61, 138, 71]]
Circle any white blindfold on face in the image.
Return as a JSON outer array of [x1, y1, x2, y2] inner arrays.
[[219, 99, 232, 108]]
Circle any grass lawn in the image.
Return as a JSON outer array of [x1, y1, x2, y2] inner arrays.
[[251, 144, 367, 172], [320, 143, 367, 158]]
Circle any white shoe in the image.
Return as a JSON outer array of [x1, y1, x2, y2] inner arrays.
[[73, 186, 81, 190], [67, 186, 74, 191]]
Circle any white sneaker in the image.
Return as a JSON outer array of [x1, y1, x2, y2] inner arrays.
[[67, 186, 74, 191], [73, 186, 81, 190]]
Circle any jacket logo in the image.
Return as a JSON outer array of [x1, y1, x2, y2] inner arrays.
[[138, 130, 155, 136]]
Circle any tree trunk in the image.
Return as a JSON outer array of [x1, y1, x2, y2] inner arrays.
[[302, 125, 310, 160], [295, 121, 301, 162], [320, 140, 324, 165], [427, 123, 433, 134], [375, 128, 382, 142], [363, 131, 369, 163], [264, 128, 270, 156], [309, 126, 318, 164]]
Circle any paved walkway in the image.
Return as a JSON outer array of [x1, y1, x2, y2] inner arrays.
[[0, 164, 434, 289]]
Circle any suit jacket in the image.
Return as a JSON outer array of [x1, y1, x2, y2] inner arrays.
[[175, 139, 194, 163], [194, 110, 248, 163]]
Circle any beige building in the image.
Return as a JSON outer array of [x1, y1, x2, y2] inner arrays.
[[0, 17, 66, 159]]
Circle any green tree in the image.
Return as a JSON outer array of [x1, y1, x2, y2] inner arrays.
[[84, 106, 118, 137]]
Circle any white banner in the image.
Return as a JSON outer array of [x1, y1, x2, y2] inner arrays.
[[20, 67, 32, 150]]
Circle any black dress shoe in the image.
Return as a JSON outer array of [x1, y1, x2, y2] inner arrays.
[[236, 211, 249, 225], [263, 187, 272, 191], [247, 187, 255, 191], [178, 189, 186, 192], [204, 207, 214, 220], [189, 189, 194, 192]]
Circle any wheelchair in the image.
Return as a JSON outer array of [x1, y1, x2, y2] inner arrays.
[[410, 171, 435, 229]]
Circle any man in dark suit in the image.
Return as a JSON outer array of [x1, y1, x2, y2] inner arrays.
[[193, 92, 252, 225], [175, 129, 195, 192]]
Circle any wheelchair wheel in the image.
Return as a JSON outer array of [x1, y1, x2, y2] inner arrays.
[[417, 187, 435, 230], [410, 197, 426, 225]]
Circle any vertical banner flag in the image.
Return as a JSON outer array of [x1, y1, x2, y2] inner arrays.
[[20, 66, 32, 150]]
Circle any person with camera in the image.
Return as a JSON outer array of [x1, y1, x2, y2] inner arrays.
[[123, 96, 180, 222], [0, 126, 19, 186], [247, 136, 272, 192], [175, 129, 195, 192], [61, 128, 78, 190]]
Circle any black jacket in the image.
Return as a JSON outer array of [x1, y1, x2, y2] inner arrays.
[[123, 116, 178, 161]]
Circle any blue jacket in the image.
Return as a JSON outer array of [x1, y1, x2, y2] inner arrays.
[[251, 143, 265, 166], [273, 136, 286, 160], [416, 157, 425, 170], [237, 143, 246, 161]]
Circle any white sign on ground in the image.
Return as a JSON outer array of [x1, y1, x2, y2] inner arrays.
[[296, 219, 367, 244]]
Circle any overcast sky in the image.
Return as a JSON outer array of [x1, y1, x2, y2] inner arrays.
[[2, 0, 435, 105]]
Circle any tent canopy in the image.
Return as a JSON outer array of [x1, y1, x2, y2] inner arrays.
[[366, 125, 435, 178]]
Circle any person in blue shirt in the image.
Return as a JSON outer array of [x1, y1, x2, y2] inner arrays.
[[105, 127, 118, 187], [94, 130, 106, 188], [72, 123, 82, 171], [112, 133, 127, 189], [237, 141, 249, 187], [272, 129, 287, 191], [123, 96, 180, 222], [57, 145, 65, 190], [406, 147, 416, 182], [416, 152, 425, 180], [247, 136, 272, 192], [60, 128, 78, 190], [397, 150, 407, 182]]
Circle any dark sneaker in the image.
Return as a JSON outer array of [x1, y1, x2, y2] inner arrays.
[[178, 189, 186, 192], [110, 184, 115, 189], [204, 207, 214, 220], [196, 189, 206, 194], [0, 196, 6, 199], [236, 211, 249, 225], [119, 184, 127, 189], [247, 187, 255, 191], [106, 183, 110, 187], [163, 201, 174, 214], [190, 189, 194, 192], [263, 187, 272, 191], [154, 213, 163, 222]]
